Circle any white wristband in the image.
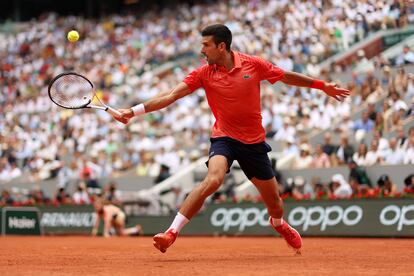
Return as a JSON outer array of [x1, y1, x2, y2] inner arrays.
[[131, 103, 145, 116]]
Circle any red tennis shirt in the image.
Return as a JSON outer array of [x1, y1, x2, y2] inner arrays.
[[183, 51, 285, 144]]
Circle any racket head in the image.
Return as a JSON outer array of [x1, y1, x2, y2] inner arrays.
[[48, 72, 95, 109]]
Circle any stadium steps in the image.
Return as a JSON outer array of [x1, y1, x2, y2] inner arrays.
[[318, 26, 414, 71]]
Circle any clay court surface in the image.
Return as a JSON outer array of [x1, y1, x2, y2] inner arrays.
[[0, 236, 413, 275]]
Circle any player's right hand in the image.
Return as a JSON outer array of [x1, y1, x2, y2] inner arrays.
[[112, 114, 130, 125], [118, 108, 135, 120]]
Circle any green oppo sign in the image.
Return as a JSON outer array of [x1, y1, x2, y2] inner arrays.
[[202, 199, 414, 237], [1, 207, 42, 235]]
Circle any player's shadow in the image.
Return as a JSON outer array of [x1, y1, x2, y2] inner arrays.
[[155, 254, 298, 263]]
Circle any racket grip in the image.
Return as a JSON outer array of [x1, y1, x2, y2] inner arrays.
[[106, 106, 122, 117]]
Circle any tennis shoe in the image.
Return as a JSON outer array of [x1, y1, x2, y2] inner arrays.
[[269, 218, 302, 253], [153, 229, 178, 253]]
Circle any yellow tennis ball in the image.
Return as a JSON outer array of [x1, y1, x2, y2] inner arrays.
[[67, 30, 79, 42]]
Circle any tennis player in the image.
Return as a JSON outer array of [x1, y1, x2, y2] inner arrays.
[[91, 198, 143, 237], [116, 24, 350, 253]]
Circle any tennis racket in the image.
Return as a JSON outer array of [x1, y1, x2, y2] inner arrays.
[[48, 72, 128, 124]]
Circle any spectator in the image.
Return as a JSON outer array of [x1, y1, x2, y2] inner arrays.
[[403, 136, 414, 164], [176, 150, 190, 173], [136, 152, 151, 176], [405, 75, 414, 103], [336, 134, 354, 164], [322, 133, 337, 156], [338, 111, 355, 134], [382, 100, 393, 132], [373, 130, 389, 156], [0, 189, 15, 205], [54, 187, 72, 205], [311, 144, 331, 168], [273, 118, 295, 142], [367, 101, 377, 121], [376, 174, 397, 197], [406, 96, 414, 117], [354, 49, 374, 73], [135, 152, 160, 177], [384, 138, 404, 165], [312, 180, 328, 199], [381, 65, 392, 87], [374, 112, 385, 134], [57, 161, 78, 189], [82, 169, 101, 190], [292, 144, 313, 170], [27, 186, 49, 205], [282, 137, 299, 156], [352, 143, 369, 167], [0, 164, 9, 184], [403, 174, 414, 194], [395, 45, 414, 65], [354, 111, 375, 133], [331, 174, 352, 199], [366, 79, 384, 103], [365, 139, 384, 166], [72, 182, 91, 205], [265, 124, 276, 138], [348, 160, 372, 194], [104, 182, 122, 205], [396, 125, 407, 149], [290, 176, 314, 200], [403, 127, 414, 150], [154, 164, 171, 184], [391, 68, 408, 95]]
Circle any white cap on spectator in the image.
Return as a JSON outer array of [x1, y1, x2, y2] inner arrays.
[[355, 129, 366, 143], [190, 150, 200, 159], [294, 176, 305, 186], [343, 110, 351, 118], [394, 101, 408, 111], [286, 136, 295, 144], [300, 143, 310, 152]]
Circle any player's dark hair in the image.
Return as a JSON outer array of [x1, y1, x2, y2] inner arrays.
[[201, 24, 232, 52]]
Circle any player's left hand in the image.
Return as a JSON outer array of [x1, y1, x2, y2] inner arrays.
[[322, 83, 350, 101], [91, 228, 98, 236]]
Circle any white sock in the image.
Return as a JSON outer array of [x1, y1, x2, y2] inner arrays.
[[124, 227, 139, 235], [167, 212, 189, 233], [271, 217, 284, 227]]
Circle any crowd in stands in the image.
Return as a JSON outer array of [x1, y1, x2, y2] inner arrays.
[[277, 168, 414, 202], [1, 1, 414, 205], [0, 180, 123, 206]]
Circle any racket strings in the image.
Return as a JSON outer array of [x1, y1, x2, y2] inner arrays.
[[49, 74, 94, 109]]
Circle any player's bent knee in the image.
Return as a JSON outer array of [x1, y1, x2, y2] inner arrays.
[[199, 177, 222, 197], [207, 176, 223, 189]]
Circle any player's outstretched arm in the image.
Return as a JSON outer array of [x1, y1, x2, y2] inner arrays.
[[117, 82, 192, 121], [280, 71, 350, 101]]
